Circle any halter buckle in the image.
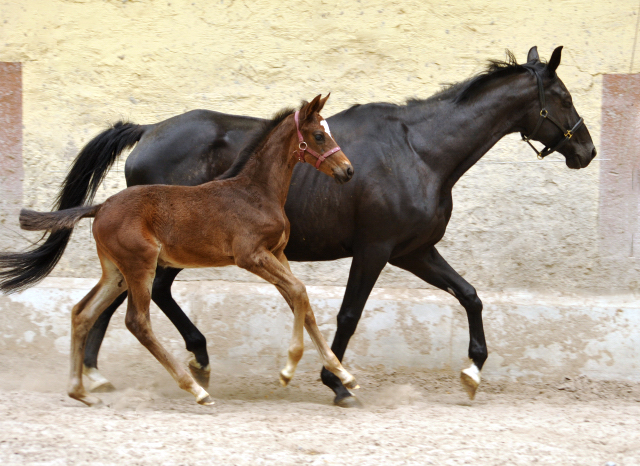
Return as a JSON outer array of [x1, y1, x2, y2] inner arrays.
[[298, 142, 307, 151], [537, 153, 544, 160], [540, 109, 548, 118], [564, 130, 573, 139]]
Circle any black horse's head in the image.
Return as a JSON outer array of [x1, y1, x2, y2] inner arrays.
[[520, 46, 597, 169]]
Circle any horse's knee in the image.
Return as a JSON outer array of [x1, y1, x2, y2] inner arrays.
[[336, 312, 360, 338], [458, 287, 482, 314]]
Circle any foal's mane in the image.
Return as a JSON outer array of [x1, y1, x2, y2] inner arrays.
[[216, 106, 296, 180], [406, 50, 544, 107]]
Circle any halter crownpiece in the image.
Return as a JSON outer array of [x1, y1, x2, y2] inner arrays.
[[294, 110, 342, 169], [520, 64, 584, 159]]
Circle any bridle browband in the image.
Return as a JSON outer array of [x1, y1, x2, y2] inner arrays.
[[520, 64, 584, 160], [294, 110, 342, 169]]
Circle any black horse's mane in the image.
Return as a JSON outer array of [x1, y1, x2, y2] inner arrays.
[[216, 105, 297, 180], [406, 50, 544, 107]]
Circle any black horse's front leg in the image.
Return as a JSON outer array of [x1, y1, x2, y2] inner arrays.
[[321, 244, 391, 407], [391, 245, 488, 399]]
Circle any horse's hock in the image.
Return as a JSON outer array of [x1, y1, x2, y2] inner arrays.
[[1, 1, 640, 384]]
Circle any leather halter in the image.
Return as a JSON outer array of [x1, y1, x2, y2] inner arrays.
[[520, 64, 584, 160], [294, 111, 342, 169]]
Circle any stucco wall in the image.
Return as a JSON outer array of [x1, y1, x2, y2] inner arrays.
[[0, 0, 639, 295]]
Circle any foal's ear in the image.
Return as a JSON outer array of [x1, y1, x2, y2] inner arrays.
[[300, 94, 323, 121], [527, 46, 539, 63], [546, 46, 563, 76], [317, 93, 330, 113]]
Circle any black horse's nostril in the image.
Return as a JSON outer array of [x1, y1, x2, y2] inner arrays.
[[592, 147, 597, 158], [346, 166, 354, 178]]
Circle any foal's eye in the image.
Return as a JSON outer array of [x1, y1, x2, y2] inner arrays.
[[314, 133, 325, 143]]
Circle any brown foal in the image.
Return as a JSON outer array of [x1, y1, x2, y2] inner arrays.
[[20, 94, 357, 406]]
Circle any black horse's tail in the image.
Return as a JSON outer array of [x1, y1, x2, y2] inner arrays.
[[0, 121, 146, 294]]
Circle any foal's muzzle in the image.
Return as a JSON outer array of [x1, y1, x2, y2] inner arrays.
[[333, 163, 354, 184]]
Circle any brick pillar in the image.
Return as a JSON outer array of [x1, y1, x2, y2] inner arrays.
[[0, 63, 23, 249], [599, 74, 640, 260]]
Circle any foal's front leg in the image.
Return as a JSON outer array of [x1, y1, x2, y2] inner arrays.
[[237, 249, 357, 388]]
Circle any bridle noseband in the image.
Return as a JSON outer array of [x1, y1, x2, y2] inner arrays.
[[294, 111, 342, 169], [520, 64, 584, 160]]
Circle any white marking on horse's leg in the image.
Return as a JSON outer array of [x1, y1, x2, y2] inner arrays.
[[460, 363, 481, 400], [83, 366, 115, 392], [188, 359, 211, 372], [195, 385, 214, 405]]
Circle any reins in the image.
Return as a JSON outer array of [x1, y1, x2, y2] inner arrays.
[[294, 111, 341, 169], [520, 64, 584, 159]]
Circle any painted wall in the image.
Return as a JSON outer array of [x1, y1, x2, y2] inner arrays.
[[0, 0, 638, 295]]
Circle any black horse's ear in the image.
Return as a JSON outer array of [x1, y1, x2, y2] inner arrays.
[[547, 46, 563, 76], [527, 46, 539, 63]]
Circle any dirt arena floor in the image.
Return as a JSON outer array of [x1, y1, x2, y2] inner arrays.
[[1, 355, 639, 466]]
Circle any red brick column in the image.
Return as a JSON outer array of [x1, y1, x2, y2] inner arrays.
[[600, 74, 640, 260], [0, 62, 23, 229]]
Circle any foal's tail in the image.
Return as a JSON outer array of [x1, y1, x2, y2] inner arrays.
[[19, 205, 102, 233], [0, 205, 102, 294], [0, 121, 145, 294]]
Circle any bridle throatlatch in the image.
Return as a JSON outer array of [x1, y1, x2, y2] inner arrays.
[[520, 64, 584, 159], [294, 110, 342, 169]]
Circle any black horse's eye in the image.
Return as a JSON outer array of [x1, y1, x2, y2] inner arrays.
[[314, 133, 325, 143]]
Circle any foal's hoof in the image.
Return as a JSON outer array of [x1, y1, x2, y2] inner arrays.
[[189, 362, 211, 389], [279, 372, 292, 387], [69, 392, 103, 407], [343, 378, 360, 390], [334, 394, 363, 409], [460, 370, 480, 400], [197, 395, 215, 406]]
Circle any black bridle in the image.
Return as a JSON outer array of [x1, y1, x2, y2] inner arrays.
[[520, 64, 584, 160]]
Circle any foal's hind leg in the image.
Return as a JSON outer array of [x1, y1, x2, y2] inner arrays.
[[83, 291, 127, 392], [124, 269, 214, 406], [237, 249, 356, 388], [68, 257, 128, 406]]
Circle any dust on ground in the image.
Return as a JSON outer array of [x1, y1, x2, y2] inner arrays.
[[1, 355, 639, 465]]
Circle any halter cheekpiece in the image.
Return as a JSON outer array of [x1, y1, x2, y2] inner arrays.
[[520, 64, 584, 160], [294, 111, 342, 169]]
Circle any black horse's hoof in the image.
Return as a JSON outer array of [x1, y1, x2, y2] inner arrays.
[[334, 394, 363, 409], [90, 381, 117, 393], [189, 364, 211, 389]]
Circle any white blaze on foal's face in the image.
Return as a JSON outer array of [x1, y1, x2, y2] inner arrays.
[[320, 119, 334, 141]]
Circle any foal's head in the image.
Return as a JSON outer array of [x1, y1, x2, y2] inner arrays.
[[295, 95, 354, 183]]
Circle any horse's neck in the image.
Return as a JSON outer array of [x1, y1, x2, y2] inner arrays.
[[238, 122, 297, 206], [409, 74, 536, 191]]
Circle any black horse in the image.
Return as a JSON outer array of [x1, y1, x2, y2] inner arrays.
[[0, 47, 597, 407]]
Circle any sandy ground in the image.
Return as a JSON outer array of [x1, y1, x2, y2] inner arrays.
[[1, 356, 640, 466]]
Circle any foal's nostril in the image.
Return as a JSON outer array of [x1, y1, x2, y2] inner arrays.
[[346, 166, 354, 179]]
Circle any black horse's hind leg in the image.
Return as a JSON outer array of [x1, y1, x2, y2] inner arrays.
[[390, 245, 488, 399], [82, 291, 127, 392], [151, 266, 211, 388], [321, 244, 391, 407]]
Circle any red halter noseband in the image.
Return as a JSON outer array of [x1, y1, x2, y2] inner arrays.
[[294, 110, 342, 169]]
